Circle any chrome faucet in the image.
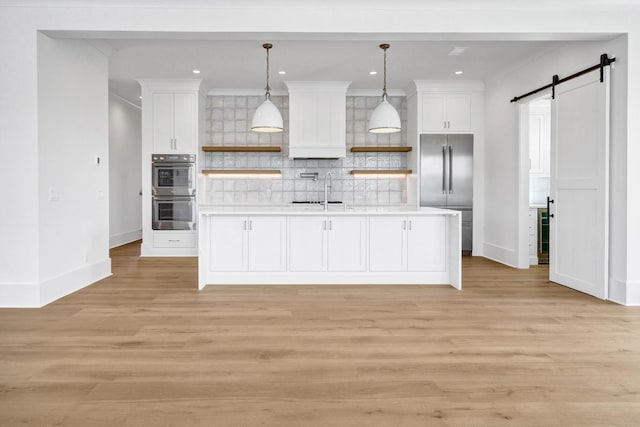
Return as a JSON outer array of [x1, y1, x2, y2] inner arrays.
[[324, 171, 333, 211]]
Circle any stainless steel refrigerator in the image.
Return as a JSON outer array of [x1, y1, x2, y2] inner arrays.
[[420, 134, 473, 252]]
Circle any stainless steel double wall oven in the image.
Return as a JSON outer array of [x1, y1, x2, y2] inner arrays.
[[151, 154, 196, 230]]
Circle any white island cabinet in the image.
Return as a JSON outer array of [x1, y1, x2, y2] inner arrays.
[[289, 216, 367, 272], [369, 215, 446, 272], [207, 215, 287, 272], [198, 206, 461, 290]]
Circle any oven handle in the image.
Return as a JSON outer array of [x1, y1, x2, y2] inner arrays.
[[153, 196, 195, 202], [151, 162, 195, 167]]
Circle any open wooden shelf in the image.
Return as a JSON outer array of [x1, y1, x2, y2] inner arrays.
[[202, 169, 281, 176], [350, 169, 413, 175], [350, 146, 412, 153], [202, 146, 281, 152]]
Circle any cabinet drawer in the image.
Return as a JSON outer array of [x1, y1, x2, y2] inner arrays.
[[154, 232, 196, 248]]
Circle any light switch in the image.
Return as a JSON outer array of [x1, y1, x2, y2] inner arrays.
[[48, 189, 60, 202], [96, 190, 104, 200]]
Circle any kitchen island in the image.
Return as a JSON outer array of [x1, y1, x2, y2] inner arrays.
[[198, 205, 461, 290]]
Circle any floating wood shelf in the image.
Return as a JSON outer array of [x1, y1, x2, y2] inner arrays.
[[202, 169, 281, 176], [202, 146, 281, 152], [350, 146, 412, 153], [350, 169, 413, 175]]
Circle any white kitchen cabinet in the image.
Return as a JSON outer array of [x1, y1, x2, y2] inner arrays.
[[529, 102, 551, 176], [327, 216, 367, 272], [152, 92, 197, 153], [289, 215, 366, 272], [407, 216, 446, 271], [369, 216, 407, 271], [199, 210, 461, 288], [247, 216, 287, 272], [285, 81, 351, 158], [289, 216, 326, 271], [421, 93, 471, 132], [528, 208, 538, 265], [153, 231, 197, 248], [370, 215, 447, 272], [208, 215, 286, 272], [208, 216, 247, 271]]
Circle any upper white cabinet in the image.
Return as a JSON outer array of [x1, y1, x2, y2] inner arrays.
[[285, 81, 351, 158], [138, 79, 202, 155], [421, 93, 471, 132], [151, 92, 197, 153], [529, 101, 551, 176], [208, 215, 287, 272]]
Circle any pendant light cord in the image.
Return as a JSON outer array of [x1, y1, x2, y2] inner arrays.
[[380, 43, 390, 101], [263, 43, 272, 100]]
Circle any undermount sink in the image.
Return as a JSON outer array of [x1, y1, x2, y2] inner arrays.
[[290, 201, 347, 212]]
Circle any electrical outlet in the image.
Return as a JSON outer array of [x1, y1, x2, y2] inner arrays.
[[96, 190, 104, 200]]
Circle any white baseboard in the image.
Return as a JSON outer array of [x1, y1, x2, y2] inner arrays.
[[529, 256, 539, 265], [39, 258, 112, 306], [109, 229, 142, 248], [609, 277, 640, 306], [0, 259, 112, 308], [627, 281, 640, 306], [483, 242, 519, 268], [0, 282, 40, 308]]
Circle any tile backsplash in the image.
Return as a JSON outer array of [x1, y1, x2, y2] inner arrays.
[[201, 95, 408, 205]]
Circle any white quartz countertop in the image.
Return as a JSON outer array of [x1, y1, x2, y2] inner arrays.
[[199, 204, 460, 216]]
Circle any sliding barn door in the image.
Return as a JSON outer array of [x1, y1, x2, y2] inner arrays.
[[549, 69, 609, 299]]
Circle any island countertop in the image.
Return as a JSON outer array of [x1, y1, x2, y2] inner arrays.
[[199, 204, 461, 216]]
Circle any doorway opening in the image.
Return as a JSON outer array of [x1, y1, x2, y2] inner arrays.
[[526, 98, 551, 267], [518, 94, 552, 271]]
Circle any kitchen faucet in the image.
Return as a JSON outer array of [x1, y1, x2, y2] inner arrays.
[[324, 171, 333, 211]]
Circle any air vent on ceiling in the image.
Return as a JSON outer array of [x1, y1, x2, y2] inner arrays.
[[448, 47, 469, 56]]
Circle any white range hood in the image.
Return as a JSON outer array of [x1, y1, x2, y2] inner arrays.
[[285, 81, 351, 158]]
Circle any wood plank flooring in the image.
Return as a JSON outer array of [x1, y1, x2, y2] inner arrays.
[[1, 241, 640, 426]]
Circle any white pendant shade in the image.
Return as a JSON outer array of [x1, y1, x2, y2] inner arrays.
[[368, 98, 401, 133], [251, 98, 284, 133]]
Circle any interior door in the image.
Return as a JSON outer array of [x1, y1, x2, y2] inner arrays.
[[549, 69, 609, 299]]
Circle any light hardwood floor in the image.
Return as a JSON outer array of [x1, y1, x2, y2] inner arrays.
[[1, 241, 640, 426]]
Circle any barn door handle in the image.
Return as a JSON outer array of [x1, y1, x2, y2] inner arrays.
[[547, 196, 554, 218]]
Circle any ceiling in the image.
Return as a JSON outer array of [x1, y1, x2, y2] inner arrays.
[[103, 37, 589, 105]]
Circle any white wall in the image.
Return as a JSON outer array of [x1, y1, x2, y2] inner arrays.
[[0, 10, 39, 303], [109, 93, 142, 248], [36, 33, 111, 306], [0, 0, 639, 305], [483, 37, 629, 300]]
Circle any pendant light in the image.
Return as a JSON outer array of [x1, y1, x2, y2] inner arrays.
[[368, 43, 401, 134], [251, 43, 284, 133]]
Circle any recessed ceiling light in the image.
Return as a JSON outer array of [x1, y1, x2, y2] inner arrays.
[[139, 96, 142, 99], [369, 70, 377, 75], [278, 70, 286, 75], [448, 47, 468, 56], [192, 69, 201, 74], [455, 70, 464, 75]]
